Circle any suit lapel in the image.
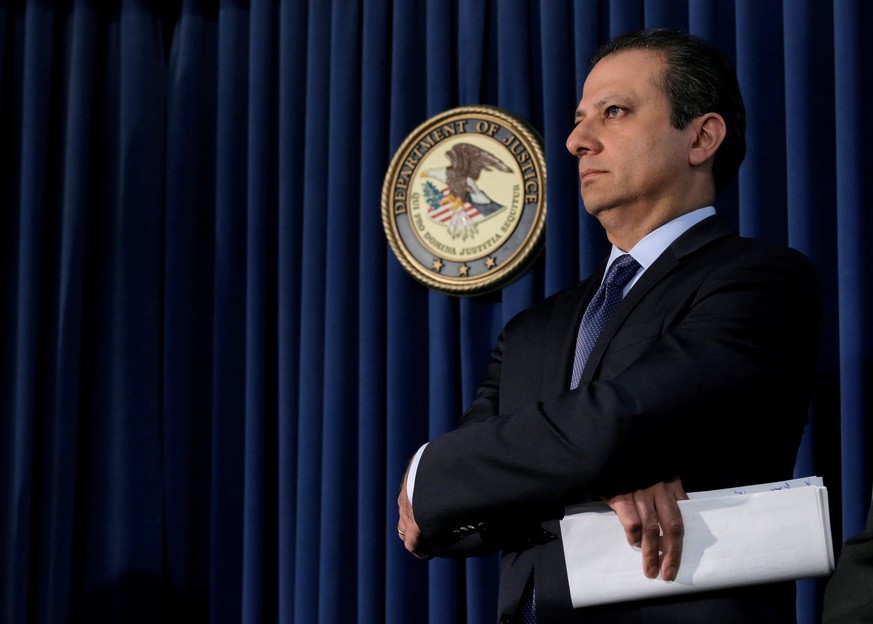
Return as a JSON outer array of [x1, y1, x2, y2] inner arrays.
[[540, 267, 605, 395], [577, 214, 733, 384]]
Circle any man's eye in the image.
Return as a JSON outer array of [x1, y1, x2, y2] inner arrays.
[[606, 105, 623, 117]]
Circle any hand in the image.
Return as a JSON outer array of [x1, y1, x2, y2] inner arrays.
[[603, 476, 688, 581], [397, 460, 430, 559]]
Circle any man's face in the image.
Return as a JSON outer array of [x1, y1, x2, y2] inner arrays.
[[566, 49, 695, 225]]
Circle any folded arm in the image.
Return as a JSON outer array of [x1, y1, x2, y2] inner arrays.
[[406, 247, 820, 563]]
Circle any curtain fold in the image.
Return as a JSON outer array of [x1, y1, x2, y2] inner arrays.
[[8, 4, 54, 623], [2, 2, 870, 623], [356, 2, 391, 623], [277, 0, 306, 621], [165, 3, 221, 620], [834, 0, 873, 542]]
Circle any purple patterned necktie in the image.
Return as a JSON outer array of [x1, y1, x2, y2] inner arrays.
[[570, 254, 641, 389], [519, 576, 537, 623]]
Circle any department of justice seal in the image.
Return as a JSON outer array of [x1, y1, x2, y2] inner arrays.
[[382, 105, 546, 296]]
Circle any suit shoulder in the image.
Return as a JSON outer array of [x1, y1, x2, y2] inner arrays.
[[679, 217, 818, 281], [721, 236, 819, 281], [502, 282, 587, 334]]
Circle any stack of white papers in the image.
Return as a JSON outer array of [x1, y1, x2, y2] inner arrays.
[[559, 477, 834, 608]]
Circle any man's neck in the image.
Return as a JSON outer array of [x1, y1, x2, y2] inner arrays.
[[603, 197, 716, 251]]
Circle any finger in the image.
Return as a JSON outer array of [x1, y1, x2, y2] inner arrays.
[[397, 481, 431, 559], [653, 490, 683, 581], [605, 493, 643, 547], [397, 482, 413, 545], [634, 493, 662, 579], [664, 475, 689, 501], [399, 520, 432, 559]]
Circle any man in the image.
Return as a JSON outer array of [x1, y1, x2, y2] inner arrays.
[[397, 28, 821, 623]]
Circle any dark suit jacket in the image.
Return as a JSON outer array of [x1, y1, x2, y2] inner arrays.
[[822, 491, 873, 623], [413, 215, 822, 623]]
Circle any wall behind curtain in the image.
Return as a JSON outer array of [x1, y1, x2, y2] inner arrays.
[[1, 1, 870, 623]]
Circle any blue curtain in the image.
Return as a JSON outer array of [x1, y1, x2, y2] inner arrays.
[[1, 1, 870, 623]]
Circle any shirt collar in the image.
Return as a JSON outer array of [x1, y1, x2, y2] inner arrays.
[[609, 206, 716, 271]]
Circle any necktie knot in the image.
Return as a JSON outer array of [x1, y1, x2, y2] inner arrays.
[[604, 253, 641, 289], [570, 254, 640, 388]]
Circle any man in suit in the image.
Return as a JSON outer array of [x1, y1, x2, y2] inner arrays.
[[397, 28, 821, 623]]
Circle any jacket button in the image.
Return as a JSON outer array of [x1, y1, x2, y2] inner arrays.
[[499, 616, 513, 624]]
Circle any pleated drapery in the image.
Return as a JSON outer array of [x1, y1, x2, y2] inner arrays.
[[1, 2, 870, 623]]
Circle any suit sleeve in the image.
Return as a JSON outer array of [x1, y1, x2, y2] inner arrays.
[[412, 245, 822, 556]]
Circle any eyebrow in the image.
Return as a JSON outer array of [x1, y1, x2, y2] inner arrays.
[[574, 94, 632, 121]]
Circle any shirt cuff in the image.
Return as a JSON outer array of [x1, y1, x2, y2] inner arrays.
[[406, 443, 428, 505]]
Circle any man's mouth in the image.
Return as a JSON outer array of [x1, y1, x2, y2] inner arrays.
[[580, 168, 605, 183]]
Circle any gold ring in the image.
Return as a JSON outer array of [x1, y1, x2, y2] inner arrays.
[[398, 528, 406, 537]]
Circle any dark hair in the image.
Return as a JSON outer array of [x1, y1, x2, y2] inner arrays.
[[590, 28, 746, 195]]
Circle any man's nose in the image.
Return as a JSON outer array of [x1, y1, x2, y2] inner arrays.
[[566, 119, 595, 156]]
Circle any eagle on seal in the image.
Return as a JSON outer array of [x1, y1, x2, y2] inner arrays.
[[425, 142, 512, 216], [422, 142, 513, 240]]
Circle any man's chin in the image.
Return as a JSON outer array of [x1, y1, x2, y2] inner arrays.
[[581, 199, 613, 218]]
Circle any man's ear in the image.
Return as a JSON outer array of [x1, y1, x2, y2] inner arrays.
[[688, 113, 726, 167]]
